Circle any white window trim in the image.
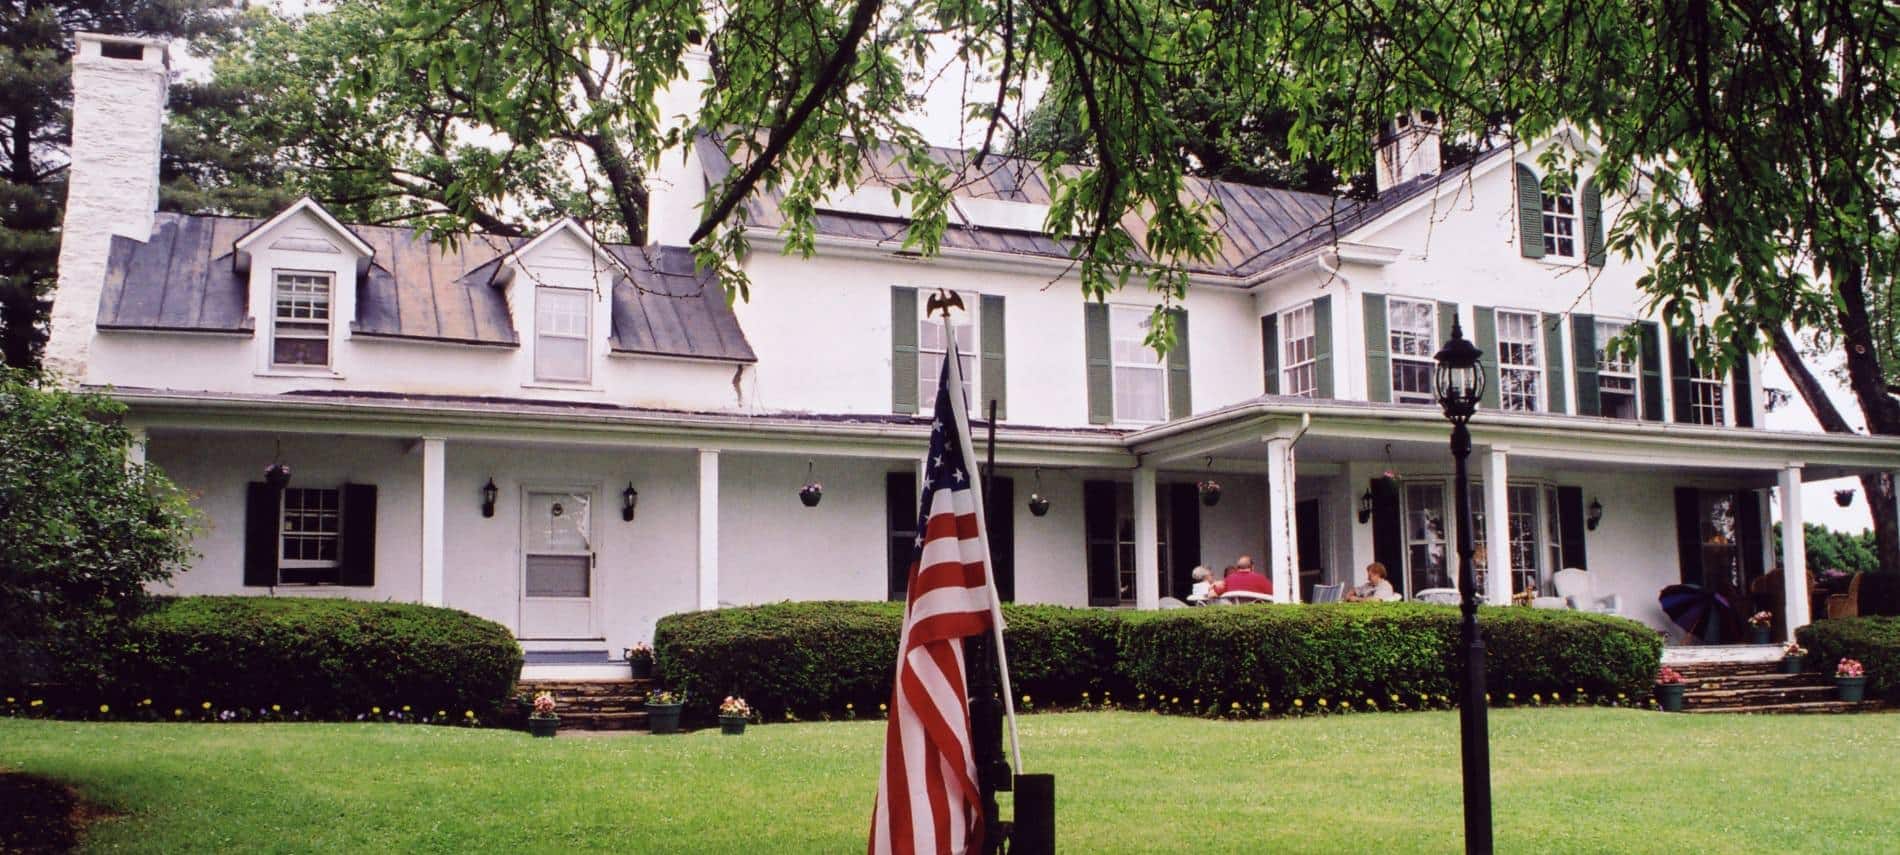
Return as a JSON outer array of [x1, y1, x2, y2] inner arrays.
[[1470, 478, 1560, 596], [269, 269, 335, 369], [533, 285, 595, 385], [1541, 188, 1579, 260], [1109, 304, 1168, 425], [1280, 302, 1319, 399], [1689, 360, 1730, 426], [1387, 296, 1438, 405], [1593, 318, 1641, 420], [918, 291, 980, 409], [1495, 308, 1543, 412], [278, 486, 343, 584]]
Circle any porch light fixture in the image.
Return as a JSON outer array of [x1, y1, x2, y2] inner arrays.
[[1434, 317, 1492, 853], [1358, 489, 1376, 524], [799, 460, 823, 508], [622, 482, 640, 522], [1198, 457, 1222, 507], [481, 479, 498, 518], [1028, 469, 1051, 517], [1835, 489, 1855, 508], [1586, 499, 1604, 531]]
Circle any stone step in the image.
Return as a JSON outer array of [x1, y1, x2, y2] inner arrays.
[[559, 710, 649, 731], [518, 679, 652, 696], [1684, 700, 1887, 715], [1684, 684, 1842, 708]]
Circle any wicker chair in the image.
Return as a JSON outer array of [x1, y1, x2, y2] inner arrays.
[[1827, 573, 1863, 619]]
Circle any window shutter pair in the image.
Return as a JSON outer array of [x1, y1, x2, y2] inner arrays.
[[1543, 313, 1568, 414], [1517, 164, 1604, 267], [1472, 307, 1501, 409], [890, 287, 1007, 419], [1082, 303, 1191, 422], [1572, 314, 1600, 416], [242, 482, 376, 587], [1669, 326, 1695, 423]]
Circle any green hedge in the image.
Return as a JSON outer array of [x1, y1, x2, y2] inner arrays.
[[105, 597, 523, 717], [1797, 616, 1900, 702], [654, 601, 1661, 721]]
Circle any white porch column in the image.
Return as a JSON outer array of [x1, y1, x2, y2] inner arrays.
[[1133, 464, 1160, 611], [1266, 437, 1297, 602], [1779, 466, 1812, 640], [697, 449, 721, 610], [420, 436, 446, 606], [1480, 447, 1512, 605]]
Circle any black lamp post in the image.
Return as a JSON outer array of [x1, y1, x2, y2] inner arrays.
[[1433, 318, 1492, 854]]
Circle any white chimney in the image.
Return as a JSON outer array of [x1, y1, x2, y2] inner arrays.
[[44, 33, 170, 382], [1373, 111, 1442, 194], [647, 49, 712, 248]]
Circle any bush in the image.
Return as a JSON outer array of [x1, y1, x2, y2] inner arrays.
[[654, 601, 1661, 720], [1797, 617, 1900, 702], [102, 597, 523, 717]]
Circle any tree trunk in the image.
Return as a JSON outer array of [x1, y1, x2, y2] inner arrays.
[[1773, 325, 1900, 573]]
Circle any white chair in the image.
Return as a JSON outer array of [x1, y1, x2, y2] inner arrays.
[[1159, 596, 1190, 610], [1310, 583, 1344, 604], [1414, 587, 1460, 605], [1211, 590, 1276, 606], [1551, 568, 1621, 615]]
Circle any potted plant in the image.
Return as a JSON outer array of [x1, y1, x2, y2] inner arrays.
[[719, 696, 752, 736], [1747, 611, 1774, 644], [624, 643, 654, 679], [1780, 642, 1807, 674], [528, 691, 559, 738], [646, 689, 684, 734], [799, 481, 824, 507], [1835, 659, 1868, 703], [1653, 666, 1687, 712]]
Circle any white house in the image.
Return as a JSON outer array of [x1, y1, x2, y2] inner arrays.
[[46, 34, 1900, 665]]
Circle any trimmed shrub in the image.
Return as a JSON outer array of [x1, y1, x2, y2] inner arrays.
[[1797, 616, 1900, 701], [655, 601, 1660, 720], [105, 597, 522, 717]]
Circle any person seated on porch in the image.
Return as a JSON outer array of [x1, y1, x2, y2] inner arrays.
[[1344, 562, 1400, 602], [1187, 566, 1215, 603], [1213, 555, 1272, 597]]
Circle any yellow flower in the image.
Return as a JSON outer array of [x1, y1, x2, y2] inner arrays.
[[202, 701, 212, 709], [464, 710, 475, 718], [271, 704, 282, 712], [1318, 698, 1328, 707], [1021, 695, 1031, 704], [879, 703, 888, 712], [1137, 693, 1146, 701], [99, 704, 110, 713], [1293, 699, 1304, 708], [1171, 697, 1180, 704], [4, 697, 12, 704], [372, 706, 382, 714], [141, 698, 151, 706], [1617, 693, 1627, 700], [1230, 701, 1241, 710], [437, 710, 446, 718], [1260, 701, 1270, 711], [402, 705, 411, 712], [173, 708, 183, 717], [26, 699, 39, 708], [1507, 693, 1517, 701], [846, 703, 855, 711], [1082, 691, 1090, 698]]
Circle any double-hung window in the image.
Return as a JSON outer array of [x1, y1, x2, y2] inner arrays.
[[1110, 306, 1167, 422], [1280, 303, 1318, 398], [271, 271, 333, 367], [919, 292, 977, 407], [1690, 360, 1726, 426], [1403, 482, 1450, 596], [279, 487, 342, 584], [1594, 319, 1640, 419], [1496, 309, 1542, 411], [534, 286, 592, 383], [1388, 297, 1437, 404], [1542, 191, 1577, 258], [1471, 483, 1548, 596]]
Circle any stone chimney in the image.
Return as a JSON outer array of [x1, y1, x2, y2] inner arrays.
[[1373, 111, 1442, 194], [647, 49, 712, 248], [44, 33, 170, 382]]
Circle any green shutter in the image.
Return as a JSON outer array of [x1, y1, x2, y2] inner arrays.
[[1084, 302, 1113, 424], [1516, 164, 1545, 259], [1639, 321, 1664, 421], [1542, 312, 1567, 414], [1438, 302, 1459, 350], [1669, 326, 1694, 423], [1582, 179, 1606, 267], [891, 287, 918, 414], [980, 294, 1006, 420], [1260, 313, 1280, 395], [1364, 294, 1390, 403], [1732, 350, 1755, 428], [1167, 308, 1192, 418], [1312, 296, 1334, 399], [1572, 313, 1600, 416], [1473, 306, 1500, 409]]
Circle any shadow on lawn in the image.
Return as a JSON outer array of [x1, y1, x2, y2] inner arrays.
[[0, 771, 117, 854]]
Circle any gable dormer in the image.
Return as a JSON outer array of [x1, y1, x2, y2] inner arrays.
[[234, 198, 375, 376], [492, 218, 631, 389]]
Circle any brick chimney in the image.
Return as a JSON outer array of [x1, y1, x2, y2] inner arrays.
[[1373, 111, 1442, 194], [44, 33, 170, 382]]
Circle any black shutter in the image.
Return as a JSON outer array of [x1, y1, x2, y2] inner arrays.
[[1372, 478, 1403, 580], [1732, 351, 1755, 428], [1084, 480, 1119, 606], [1557, 486, 1588, 570], [1675, 487, 1704, 586], [989, 476, 1016, 602], [886, 471, 918, 600], [1669, 326, 1695, 423], [1639, 321, 1664, 422], [340, 484, 377, 586], [1736, 489, 1764, 584], [1261, 313, 1280, 395], [1572, 314, 1599, 416], [1167, 483, 1201, 600], [244, 482, 279, 587]]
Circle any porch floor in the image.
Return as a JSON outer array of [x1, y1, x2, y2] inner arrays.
[[1660, 644, 1783, 666]]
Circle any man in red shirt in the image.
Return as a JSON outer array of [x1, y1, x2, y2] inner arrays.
[[1212, 555, 1273, 596]]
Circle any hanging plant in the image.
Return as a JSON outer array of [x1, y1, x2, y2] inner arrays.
[[264, 462, 292, 491], [1198, 480, 1222, 507], [1835, 489, 1855, 508], [1028, 494, 1051, 517], [799, 460, 823, 507]]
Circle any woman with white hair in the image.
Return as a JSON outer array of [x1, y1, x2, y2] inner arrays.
[[1187, 566, 1215, 604]]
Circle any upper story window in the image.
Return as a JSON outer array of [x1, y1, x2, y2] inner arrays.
[[1110, 306, 1166, 422], [1388, 297, 1437, 405], [1690, 360, 1727, 426], [1595, 319, 1640, 419], [1542, 191, 1577, 258], [534, 286, 592, 383], [1496, 309, 1542, 411], [919, 292, 977, 407], [271, 271, 333, 367], [280, 487, 342, 584], [1280, 303, 1318, 398]]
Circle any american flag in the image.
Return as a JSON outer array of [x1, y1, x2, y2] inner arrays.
[[870, 316, 1013, 855]]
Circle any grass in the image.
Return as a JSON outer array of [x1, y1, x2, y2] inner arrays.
[[2, 708, 1896, 853]]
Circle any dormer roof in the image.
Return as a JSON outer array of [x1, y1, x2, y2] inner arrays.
[[231, 197, 375, 276]]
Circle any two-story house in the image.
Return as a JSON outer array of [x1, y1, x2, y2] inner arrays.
[[46, 34, 1900, 670]]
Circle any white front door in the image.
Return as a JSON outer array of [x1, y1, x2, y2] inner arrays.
[[520, 488, 597, 639]]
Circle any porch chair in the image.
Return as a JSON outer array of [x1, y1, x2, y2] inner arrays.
[[1551, 568, 1622, 616], [1827, 573, 1863, 619], [1310, 583, 1344, 604], [1212, 590, 1276, 606], [1413, 587, 1460, 606]]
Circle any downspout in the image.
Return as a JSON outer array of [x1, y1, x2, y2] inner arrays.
[[1281, 413, 1312, 602]]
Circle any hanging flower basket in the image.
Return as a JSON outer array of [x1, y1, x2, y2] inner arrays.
[[799, 483, 824, 508], [1197, 480, 1222, 507], [264, 462, 292, 491], [1027, 493, 1051, 517]]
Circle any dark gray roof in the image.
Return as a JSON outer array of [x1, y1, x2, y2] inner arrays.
[[99, 212, 756, 362]]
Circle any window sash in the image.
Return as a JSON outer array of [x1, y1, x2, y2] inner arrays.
[[279, 487, 342, 581], [271, 272, 333, 367], [534, 287, 592, 383], [1402, 482, 1449, 596], [1472, 482, 1552, 596], [1388, 298, 1437, 404], [1541, 192, 1577, 258], [1496, 310, 1541, 411], [1281, 304, 1318, 399], [1109, 306, 1166, 422], [918, 293, 978, 408]]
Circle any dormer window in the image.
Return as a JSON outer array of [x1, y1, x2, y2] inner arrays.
[[534, 285, 592, 383], [271, 271, 333, 367], [1541, 191, 1577, 258]]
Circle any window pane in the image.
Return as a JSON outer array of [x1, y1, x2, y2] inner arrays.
[[1281, 303, 1318, 398], [272, 336, 329, 366], [526, 492, 591, 552], [525, 555, 590, 597], [280, 487, 341, 573], [1114, 366, 1166, 422], [536, 288, 589, 336], [536, 337, 589, 382], [274, 273, 331, 321], [1497, 311, 1541, 411]]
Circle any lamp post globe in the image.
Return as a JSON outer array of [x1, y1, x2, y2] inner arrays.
[[1434, 321, 1486, 422], [1435, 317, 1492, 854]]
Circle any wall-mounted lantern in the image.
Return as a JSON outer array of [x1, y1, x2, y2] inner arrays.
[[1586, 498, 1605, 531], [622, 482, 640, 522], [481, 478, 498, 518], [1358, 489, 1376, 524]]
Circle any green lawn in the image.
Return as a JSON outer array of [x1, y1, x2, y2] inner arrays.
[[2, 709, 1894, 853]]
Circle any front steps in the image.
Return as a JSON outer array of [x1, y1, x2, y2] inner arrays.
[[1672, 661, 1885, 714], [518, 679, 653, 731]]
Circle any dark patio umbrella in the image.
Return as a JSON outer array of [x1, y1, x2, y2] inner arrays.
[[1659, 584, 1735, 643]]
